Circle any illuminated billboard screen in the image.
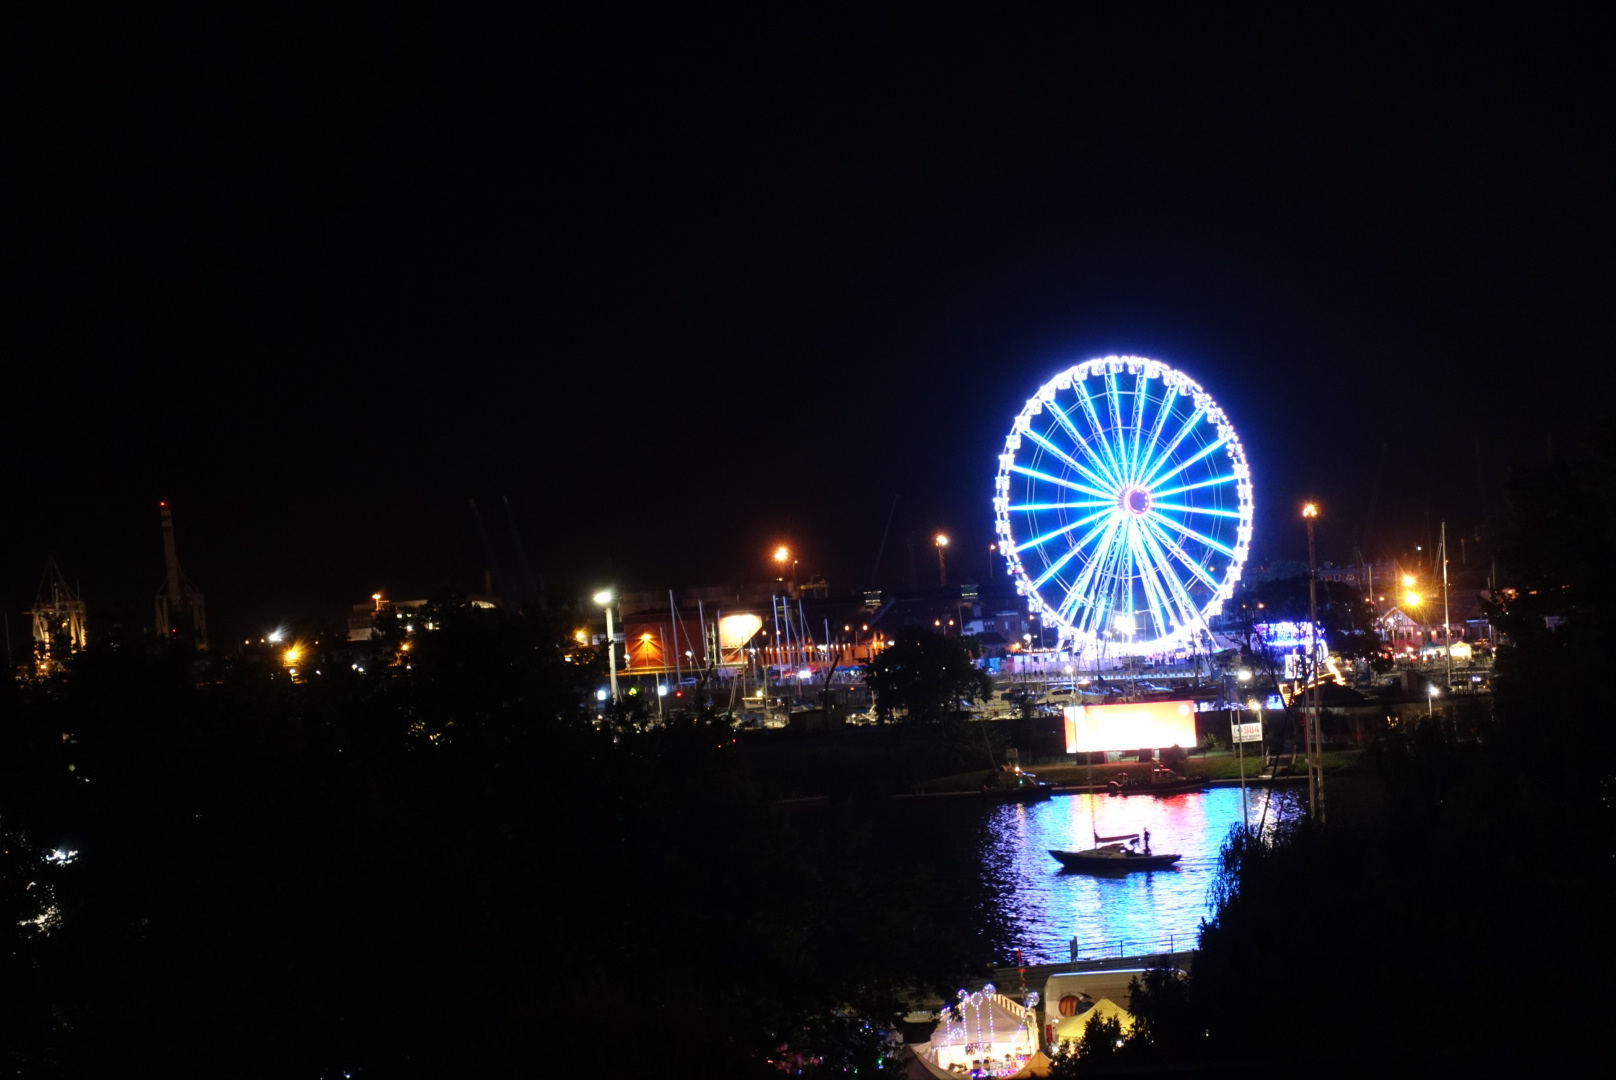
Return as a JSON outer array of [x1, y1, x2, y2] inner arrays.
[[1063, 700, 1199, 753], [717, 614, 764, 649]]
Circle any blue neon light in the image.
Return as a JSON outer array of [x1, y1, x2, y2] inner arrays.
[[995, 357, 1253, 655]]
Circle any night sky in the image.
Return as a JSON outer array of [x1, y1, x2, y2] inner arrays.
[[11, 8, 1612, 644]]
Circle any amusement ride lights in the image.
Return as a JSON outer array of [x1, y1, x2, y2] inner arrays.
[[994, 356, 1253, 656]]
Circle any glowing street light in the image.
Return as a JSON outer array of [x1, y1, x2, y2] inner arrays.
[[935, 533, 949, 586], [593, 589, 619, 703], [773, 545, 798, 590], [1302, 501, 1321, 822]]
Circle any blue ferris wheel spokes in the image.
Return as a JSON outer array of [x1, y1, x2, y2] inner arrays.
[[993, 356, 1254, 655]]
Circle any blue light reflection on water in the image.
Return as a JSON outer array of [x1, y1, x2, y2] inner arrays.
[[980, 787, 1283, 964]]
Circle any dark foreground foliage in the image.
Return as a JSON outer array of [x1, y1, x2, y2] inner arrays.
[[1082, 416, 1616, 1072], [0, 604, 977, 1078]]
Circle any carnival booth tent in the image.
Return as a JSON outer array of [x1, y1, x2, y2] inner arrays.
[[898, 1045, 1054, 1079], [1048, 997, 1134, 1051], [907, 987, 1040, 1078]]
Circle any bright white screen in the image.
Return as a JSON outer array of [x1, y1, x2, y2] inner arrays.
[[1063, 700, 1199, 753]]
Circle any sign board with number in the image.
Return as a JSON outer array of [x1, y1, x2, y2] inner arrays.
[[1231, 720, 1263, 744]]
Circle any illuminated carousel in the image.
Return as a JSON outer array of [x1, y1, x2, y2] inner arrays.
[[908, 984, 1048, 1078]]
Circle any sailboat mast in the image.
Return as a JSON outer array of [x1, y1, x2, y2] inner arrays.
[[670, 589, 682, 687], [1441, 522, 1453, 694], [775, 594, 788, 688]]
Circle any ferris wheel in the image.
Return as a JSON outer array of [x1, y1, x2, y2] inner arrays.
[[993, 356, 1253, 656]]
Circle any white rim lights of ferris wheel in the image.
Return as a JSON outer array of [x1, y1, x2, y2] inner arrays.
[[993, 356, 1254, 655]]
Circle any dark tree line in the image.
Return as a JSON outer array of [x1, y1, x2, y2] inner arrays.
[[1229, 573, 1383, 662], [0, 602, 977, 1077], [1053, 415, 1616, 1071]]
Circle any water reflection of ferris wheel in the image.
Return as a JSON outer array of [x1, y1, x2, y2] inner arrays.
[[994, 356, 1253, 656]]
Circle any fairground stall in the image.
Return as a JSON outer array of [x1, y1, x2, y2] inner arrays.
[[910, 985, 1041, 1078]]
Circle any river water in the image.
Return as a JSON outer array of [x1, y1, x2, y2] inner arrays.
[[967, 786, 1287, 964]]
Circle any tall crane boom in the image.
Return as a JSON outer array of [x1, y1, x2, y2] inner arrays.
[[154, 501, 208, 650]]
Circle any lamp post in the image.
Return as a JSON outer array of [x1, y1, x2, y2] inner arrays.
[[935, 534, 949, 587], [1302, 502, 1322, 822], [1440, 521, 1453, 699], [773, 545, 797, 591], [593, 589, 619, 703]]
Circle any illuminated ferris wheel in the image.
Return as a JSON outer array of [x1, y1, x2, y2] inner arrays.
[[993, 356, 1254, 656]]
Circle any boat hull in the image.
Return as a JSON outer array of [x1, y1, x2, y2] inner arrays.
[[982, 782, 1054, 803], [1109, 777, 1210, 797], [1048, 846, 1182, 872]]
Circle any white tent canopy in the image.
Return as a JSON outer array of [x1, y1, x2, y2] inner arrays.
[[914, 989, 1037, 1077]]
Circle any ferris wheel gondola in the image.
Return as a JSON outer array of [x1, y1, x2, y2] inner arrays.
[[994, 356, 1253, 656]]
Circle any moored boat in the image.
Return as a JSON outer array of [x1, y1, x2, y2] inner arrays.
[[981, 769, 1053, 802], [1107, 768, 1209, 797], [1048, 844, 1182, 872], [982, 781, 1053, 802]]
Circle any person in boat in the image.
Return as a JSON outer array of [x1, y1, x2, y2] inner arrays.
[[1142, 827, 1152, 855]]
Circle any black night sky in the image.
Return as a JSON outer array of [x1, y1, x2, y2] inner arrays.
[[11, 8, 1613, 643]]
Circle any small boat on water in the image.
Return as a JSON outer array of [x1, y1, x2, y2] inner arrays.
[[981, 768, 1053, 802], [1107, 768, 1209, 797], [982, 781, 1053, 802], [1048, 843, 1182, 872]]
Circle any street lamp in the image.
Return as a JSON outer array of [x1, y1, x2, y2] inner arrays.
[[935, 533, 949, 587], [593, 589, 619, 703], [1401, 573, 1423, 610], [773, 545, 797, 590], [1302, 502, 1321, 822]]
